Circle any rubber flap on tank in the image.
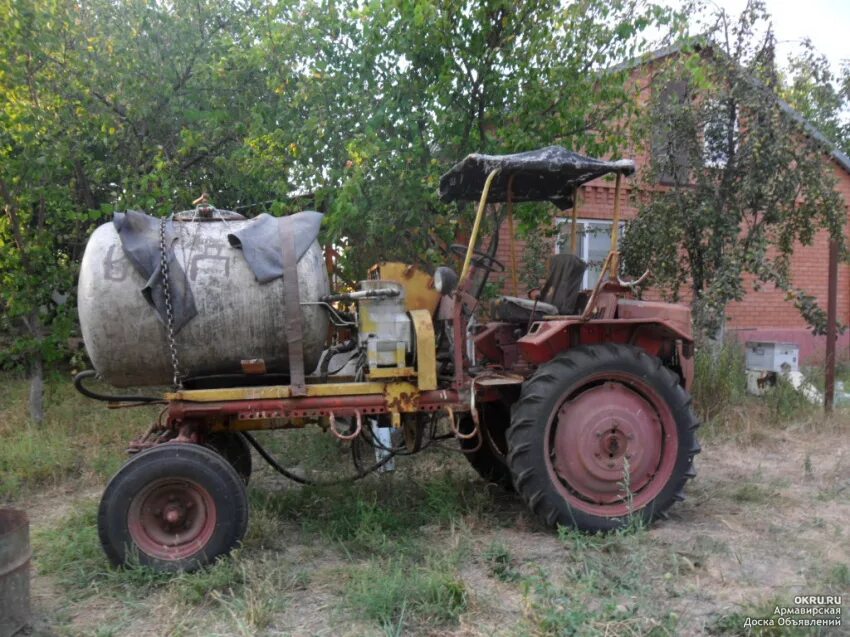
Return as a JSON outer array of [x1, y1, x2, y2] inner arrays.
[[226, 211, 323, 284], [113, 210, 197, 331]]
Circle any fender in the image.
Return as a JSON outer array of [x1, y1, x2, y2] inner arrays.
[[517, 299, 694, 386]]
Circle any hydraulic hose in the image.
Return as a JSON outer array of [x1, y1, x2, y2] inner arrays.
[[242, 430, 397, 486], [73, 370, 164, 404], [318, 339, 358, 381]]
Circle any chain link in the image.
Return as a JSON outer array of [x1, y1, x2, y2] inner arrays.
[[159, 216, 183, 389]]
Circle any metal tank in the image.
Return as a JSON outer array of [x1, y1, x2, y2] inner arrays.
[[0, 509, 30, 637], [78, 217, 330, 387]]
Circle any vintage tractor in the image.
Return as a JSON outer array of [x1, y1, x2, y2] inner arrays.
[[76, 146, 699, 572]]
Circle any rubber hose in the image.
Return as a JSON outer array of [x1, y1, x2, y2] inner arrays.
[[73, 370, 163, 403], [242, 430, 396, 486]]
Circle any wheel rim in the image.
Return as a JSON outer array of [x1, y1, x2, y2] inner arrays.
[[545, 374, 678, 517], [127, 478, 217, 561]]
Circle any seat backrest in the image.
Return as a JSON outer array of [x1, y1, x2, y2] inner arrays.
[[539, 253, 587, 314]]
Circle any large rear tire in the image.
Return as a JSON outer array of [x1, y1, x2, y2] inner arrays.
[[98, 443, 249, 572], [506, 344, 699, 532]]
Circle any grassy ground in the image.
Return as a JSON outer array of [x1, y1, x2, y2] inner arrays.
[[2, 370, 848, 636]]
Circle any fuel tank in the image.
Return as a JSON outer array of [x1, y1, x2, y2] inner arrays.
[[77, 217, 329, 387]]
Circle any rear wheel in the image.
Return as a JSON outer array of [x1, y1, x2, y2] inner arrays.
[[98, 443, 249, 572], [507, 344, 699, 532]]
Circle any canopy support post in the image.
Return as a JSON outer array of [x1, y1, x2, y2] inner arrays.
[[569, 186, 579, 255], [459, 168, 500, 289], [507, 175, 518, 295], [608, 173, 623, 278]]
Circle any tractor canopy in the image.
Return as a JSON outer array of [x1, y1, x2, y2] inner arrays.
[[438, 145, 635, 210]]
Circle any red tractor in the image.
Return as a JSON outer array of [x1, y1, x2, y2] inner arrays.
[[78, 146, 699, 572]]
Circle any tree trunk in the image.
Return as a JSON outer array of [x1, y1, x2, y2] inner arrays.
[[29, 353, 45, 425]]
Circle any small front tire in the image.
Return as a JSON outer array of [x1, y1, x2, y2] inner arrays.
[[98, 443, 249, 572]]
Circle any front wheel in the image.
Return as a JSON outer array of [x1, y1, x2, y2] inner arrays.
[[506, 344, 699, 532], [98, 443, 249, 572]]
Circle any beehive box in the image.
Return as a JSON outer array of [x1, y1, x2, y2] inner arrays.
[[744, 341, 799, 373]]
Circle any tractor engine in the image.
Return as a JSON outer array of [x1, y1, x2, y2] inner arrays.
[[356, 280, 413, 371], [318, 279, 416, 382]]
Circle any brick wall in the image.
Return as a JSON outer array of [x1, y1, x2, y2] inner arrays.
[[724, 161, 850, 361], [483, 160, 850, 362], [477, 50, 850, 361]]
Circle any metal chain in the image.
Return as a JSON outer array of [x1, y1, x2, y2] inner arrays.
[[159, 216, 183, 389]]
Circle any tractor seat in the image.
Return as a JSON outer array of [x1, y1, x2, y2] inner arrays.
[[492, 296, 559, 322], [492, 253, 587, 323]]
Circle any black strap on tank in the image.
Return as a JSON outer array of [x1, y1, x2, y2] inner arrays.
[[279, 218, 307, 396]]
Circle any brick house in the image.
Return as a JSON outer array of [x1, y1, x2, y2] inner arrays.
[[487, 45, 850, 363]]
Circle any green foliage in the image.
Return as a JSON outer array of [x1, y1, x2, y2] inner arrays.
[[692, 341, 748, 424], [620, 2, 847, 337], [345, 556, 468, 628], [249, 468, 491, 557], [34, 503, 173, 599], [730, 481, 778, 504], [520, 226, 556, 291], [782, 40, 850, 158], [826, 563, 850, 589], [0, 0, 678, 388], [0, 371, 155, 500], [484, 541, 521, 582], [522, 526, 680, 636], [0, 0, 269, 376], [764, 374, 813, 422], [707, 596, 811, 636], [272, 0, 677, 278], [34, 500, 288, 634]]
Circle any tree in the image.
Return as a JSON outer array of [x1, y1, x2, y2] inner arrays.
[[620, 0, 846, 338], [0, 0, 85, 422], [782, 40, 850, 158], [0, 0, 269, 421], [1, 0, 680, 421], [250, 0, 682, 278]]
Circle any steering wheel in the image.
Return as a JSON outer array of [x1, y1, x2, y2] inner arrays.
[[449, 244, 505, 273]]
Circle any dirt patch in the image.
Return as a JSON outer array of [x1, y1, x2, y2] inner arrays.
[[21, 428, 850, 636]]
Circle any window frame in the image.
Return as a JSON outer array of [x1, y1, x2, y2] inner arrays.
[[702, 97, 740, 169], [555, 218, 625, 289]]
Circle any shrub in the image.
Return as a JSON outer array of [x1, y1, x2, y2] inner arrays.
[[692, 341, 747, 424]]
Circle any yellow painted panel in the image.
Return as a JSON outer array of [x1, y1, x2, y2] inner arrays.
[[368, 262, 441, 314], [409, 309, 437, 390], [166, 381, 388, 403], [369, 367, 417, 379]]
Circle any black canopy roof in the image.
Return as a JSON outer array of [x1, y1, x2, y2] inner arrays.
[[438, 146, 635, 210]]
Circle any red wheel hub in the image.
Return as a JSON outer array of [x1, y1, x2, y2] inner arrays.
[[546, 379, 678, 517], [127, 478, 216, 561]]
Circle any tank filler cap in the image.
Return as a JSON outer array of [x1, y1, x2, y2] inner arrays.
[[192, 192, 215, 218], [173, 193, 246, 222]]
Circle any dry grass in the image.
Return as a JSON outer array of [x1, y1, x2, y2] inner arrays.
[[0, 370, 159, 501], [5, 371, 849, 636]]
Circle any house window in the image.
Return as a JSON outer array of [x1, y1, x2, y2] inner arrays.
[[652, 79, 691, 185], [703, 98, 739, 168], [555, 219, 624, 289]]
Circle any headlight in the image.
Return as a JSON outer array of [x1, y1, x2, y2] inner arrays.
[[433, 266, 458, 295]]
